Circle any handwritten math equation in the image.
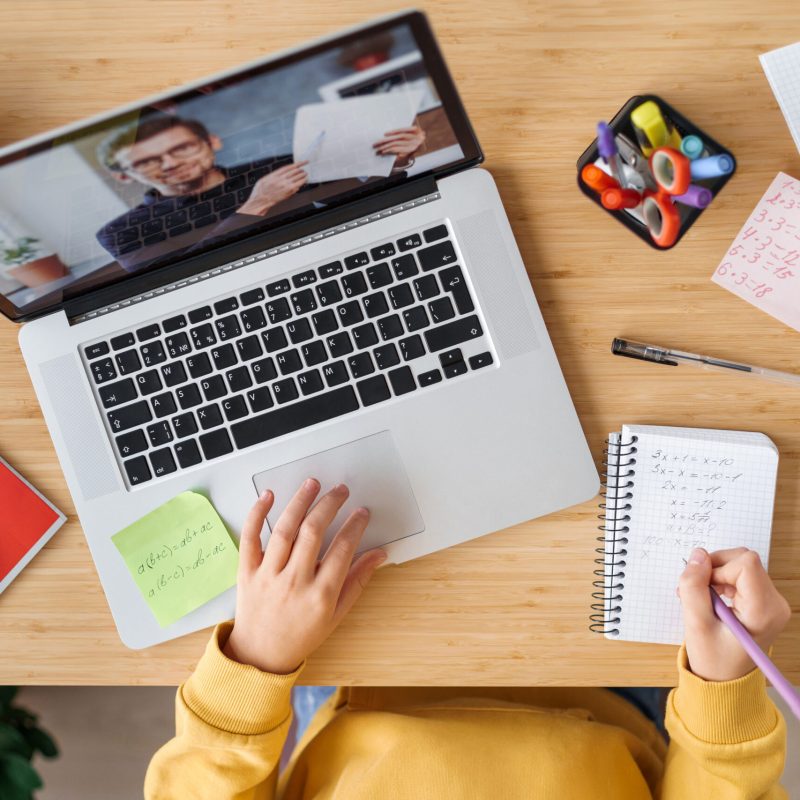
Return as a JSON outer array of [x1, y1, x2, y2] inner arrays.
[[145, 542, 230, 599]]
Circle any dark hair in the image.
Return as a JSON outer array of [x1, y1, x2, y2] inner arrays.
[[97, 116, 212, 172]]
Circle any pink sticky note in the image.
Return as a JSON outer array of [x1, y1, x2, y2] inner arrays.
[[712, 172, 800, 332]]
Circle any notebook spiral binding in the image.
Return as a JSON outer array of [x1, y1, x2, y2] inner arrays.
[[589, 435, 638, 636]]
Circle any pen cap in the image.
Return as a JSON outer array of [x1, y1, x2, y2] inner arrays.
[[690, 154, 734, 180], [581, 164, 618, 193], [630, 100, 682, 156]]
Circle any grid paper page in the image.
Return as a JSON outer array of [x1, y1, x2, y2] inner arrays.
[[611, 425, 778, 645], [761, 42, 800, 154]]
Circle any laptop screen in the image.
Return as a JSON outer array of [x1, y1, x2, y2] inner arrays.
[[0, 12, 480, 322]]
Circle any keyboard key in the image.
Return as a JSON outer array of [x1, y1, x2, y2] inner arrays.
[[419, 240, 457, 271], [190, 323, 217, 349], [327, 331, 354, 358], [439, 348, 464, 367], [176, 383, 202, 409], [172, 412, 198, 438], [136, 323, 161, 342], [161, 361, 187, 387], [312, 309, 338, 336], [106, 400, 153, 433], [140, 341, 167, 367], [367, 262, 392, 289], [371, 243, 395, 260], [403, 306, 429, 332], [424, 315, 483, 352], [287, 318, 313, 344], [222, 395, 248, 421], [174, 439, 202, 469], [391, 254, 418, 281], [316, 280, 343, 307], [84, 341, 109, 360], [214, 296, 239, 315], [374, 343, 400, 370], [115, 349, 141, 376], [423, 224, 448, 243], [336, 300, 364, 327], [111, 332, 135, 351], [318, 261, 343, 279], [440, 265, 475, 314], [261, 327, 288, 353], [150, 447, 177, 477], [198, 403, 223, 430], [469, 351, 494, 370], [199, 428, 234, 460], [377, 314, 404, 340], [163, 314, 187, 332], [246, 386, 274, 412], [186, 352, 212, 378], [291, 289, 317, 315], [252, 357, 277, 384], [342, 272, 367, 297], [211, 343, 237, 370], [344, 252, 369, 270], [266, 298, 292, 324], [241, 287, 265, 306], [428, 296, 456, 324], [189, 201, 212, 220], [147, 421, 173, 446], [388, 284, 414, 309], [266, 279, 290, 296], [352, 322, 378, 349], [116, 429, 147, 458], [399, 335, 425, 361], [301, 340, 327, 367], [90, 358, 117, 384], [323, 360, 349, 387], [164, 332, 191, 359], [388, 365, 416, 395], [237, 334, 263, 361], [273, 377, 299, 404], [188, 306, 213, 324], [226, 366, 252, 393], [348, 352, 374, 379], [397, 233, 422, 251], [99, 378, 137, 408], [151, 391, 177, 418], [231, 386, 359, 449], [276, 349, 303, 375], [124, 455, 151, 486], [201, 375, 227, 401], [216, 315, 241, 341], [419, 369, 442, 386], [136, 370, 162, 395], [413, 274, 440, 301], [240, 306, 267, 332], [444, 360, 468, 378], [298, 369, 324, 396], [357, 374, 390, 406], [292, 270, 317, 288], [363, 291, 389, 319]]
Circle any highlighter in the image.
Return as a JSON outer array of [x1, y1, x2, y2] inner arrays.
[[630, 100, 682, 156], [581, 164, 619, 193]]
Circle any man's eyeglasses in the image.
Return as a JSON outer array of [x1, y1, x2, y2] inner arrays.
[[127, 139, 207, 174]]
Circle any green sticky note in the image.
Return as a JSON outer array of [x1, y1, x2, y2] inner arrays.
[[112, 491, 239, 627]]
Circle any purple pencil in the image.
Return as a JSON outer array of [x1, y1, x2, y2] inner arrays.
[[710, 588, 800, 720]]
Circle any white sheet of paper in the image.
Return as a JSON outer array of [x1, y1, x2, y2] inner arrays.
[[293, 90, 424, 183], [760, 42, 800, 154]]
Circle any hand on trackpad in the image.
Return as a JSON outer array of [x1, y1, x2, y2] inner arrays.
[[252, 431, 425, 555]]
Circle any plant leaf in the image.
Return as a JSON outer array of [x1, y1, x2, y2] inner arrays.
[[25, 727, 58, 758], [0, 751, 42, 795], [0, 724, 33, 758], [0, 687, 19, 712]]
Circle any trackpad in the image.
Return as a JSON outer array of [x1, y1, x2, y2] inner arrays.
[[252, 431, 425, 555]]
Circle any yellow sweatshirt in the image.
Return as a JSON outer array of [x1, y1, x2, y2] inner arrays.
[[145, 623, 787, 799]]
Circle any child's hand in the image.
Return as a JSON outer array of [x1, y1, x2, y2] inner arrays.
[[678, 547, 791, 682], [223, 479, 386, 674]]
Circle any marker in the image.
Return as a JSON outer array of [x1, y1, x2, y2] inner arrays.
[[679, 134, 704, 160], [611, 338, 800, 387], [673, 184, 713, 209], [630, 100, 682, 156], [710, 589, 800, 720], [581, 164, 619, 193], [597, 122, 625, 186], [601, 187, 642, 210], [690, 153, 734, 180]]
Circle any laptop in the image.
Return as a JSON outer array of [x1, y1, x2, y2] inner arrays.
[[1, 10, 598, 648]]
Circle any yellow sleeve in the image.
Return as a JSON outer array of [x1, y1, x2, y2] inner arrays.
[[145, 622, 303, 800], [660, 645, 788, 799]]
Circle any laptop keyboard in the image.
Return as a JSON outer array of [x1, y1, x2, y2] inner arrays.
[[81, 222, 494, 487]]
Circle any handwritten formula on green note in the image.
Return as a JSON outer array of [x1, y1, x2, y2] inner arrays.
[[112, 491, 239, 627]]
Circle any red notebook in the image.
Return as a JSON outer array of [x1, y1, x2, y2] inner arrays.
[[0, 456, 66, 593]]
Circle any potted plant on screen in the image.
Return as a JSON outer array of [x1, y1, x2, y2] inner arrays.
[[0, 687, 58, 799], [0, 236, 68, 288]]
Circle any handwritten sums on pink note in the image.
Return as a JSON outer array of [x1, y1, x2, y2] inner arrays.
[[712, 172, 800, 333]]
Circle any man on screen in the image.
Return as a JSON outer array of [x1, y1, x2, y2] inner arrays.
[[96, 115, 425, 272]]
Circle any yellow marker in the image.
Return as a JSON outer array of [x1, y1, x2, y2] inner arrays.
[[630, 100, 682, 156]]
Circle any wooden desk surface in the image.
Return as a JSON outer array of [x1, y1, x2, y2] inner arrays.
[[1, 0, 799, 686]]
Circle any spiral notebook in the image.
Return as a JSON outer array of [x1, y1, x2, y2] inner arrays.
[[591, 425, 778, 645]]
